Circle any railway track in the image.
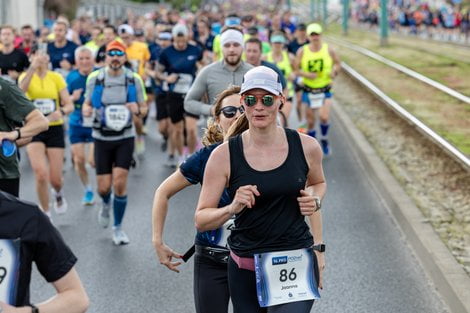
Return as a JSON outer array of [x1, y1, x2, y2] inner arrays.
[[327, 36, 470, 105], [314, 34, 470, 169]]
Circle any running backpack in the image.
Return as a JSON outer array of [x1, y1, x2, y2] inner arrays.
[[90, 68, 138, 136], [91, 68, 137, 109]]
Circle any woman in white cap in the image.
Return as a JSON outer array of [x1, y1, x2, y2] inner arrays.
[[195, 66, 326, 312]]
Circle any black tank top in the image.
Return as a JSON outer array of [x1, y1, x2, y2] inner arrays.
[[227, 128, 313, 257]]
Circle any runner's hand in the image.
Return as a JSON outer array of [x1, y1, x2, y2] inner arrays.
[[82, 104, 92, 117], [0, 131, 19, 142], [297, 189, 318, 216], [125, 102, 139, 114], [29, 54, 43, 70], [166, 73, 179, 84], [314, 250, 325, 289], [71, 88, 83, 101], [47, 110, 62, 122], [229, 185, 260, 214], [155, 243, 183, 273], [303, 72, 317, 80]]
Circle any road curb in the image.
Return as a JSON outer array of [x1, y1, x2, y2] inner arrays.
[[332, 103, 470, 313]]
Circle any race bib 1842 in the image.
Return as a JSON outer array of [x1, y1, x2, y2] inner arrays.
[[104, 105, 131, 131], [254, 248, 320, 307], [0, 239, 21, 305]]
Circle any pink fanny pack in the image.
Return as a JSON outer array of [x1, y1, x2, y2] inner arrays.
[[230, 251, 255, 271]]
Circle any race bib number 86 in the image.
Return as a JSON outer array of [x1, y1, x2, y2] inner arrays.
[[254, 248, 320, 307], [0, 239, 20, 305]]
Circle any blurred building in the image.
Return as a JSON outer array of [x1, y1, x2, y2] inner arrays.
[[0, 0, 44, 28]]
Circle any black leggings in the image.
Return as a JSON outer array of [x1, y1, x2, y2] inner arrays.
[[194, 254, 230, 313], [0, 178, 20, 197], [228, 257, 315, 313]]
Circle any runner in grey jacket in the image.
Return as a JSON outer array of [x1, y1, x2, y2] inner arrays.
[[184, 27, 252, 116]]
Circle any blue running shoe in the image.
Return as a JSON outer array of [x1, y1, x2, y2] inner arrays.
[[82, 190, 95, 206], [321, 139, 330, 156]]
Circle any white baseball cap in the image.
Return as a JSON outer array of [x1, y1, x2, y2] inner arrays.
[[240, 66, 283, 95], [118, 24, 134, 36], [172, 24, 188, 37]]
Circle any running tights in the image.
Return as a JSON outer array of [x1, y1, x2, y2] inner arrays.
[[194, 254, 230, 313]]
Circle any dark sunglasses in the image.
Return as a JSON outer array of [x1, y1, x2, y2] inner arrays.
[[309, 32, 320, 36], [107, 50, 125, 57], [219, 106, 245, 118], [243, 94, 276, 107]]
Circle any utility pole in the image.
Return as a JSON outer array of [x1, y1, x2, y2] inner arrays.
[[380, 0, 389, 46], [342, 0, 349, 35], [310, 0, 315, 21], [322, 0, 328, 28]]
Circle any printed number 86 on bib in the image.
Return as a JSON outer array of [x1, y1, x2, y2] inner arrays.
[[279, 268, 297, 282]]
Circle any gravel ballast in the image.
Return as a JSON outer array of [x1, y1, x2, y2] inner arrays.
[[334, 73, 470, 275]]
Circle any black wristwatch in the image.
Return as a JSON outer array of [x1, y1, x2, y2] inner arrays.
[[29, 304, 39, 313], [312, 243, 326, 253], [313, 196, 321, 211], [15, 128, 21, 140]]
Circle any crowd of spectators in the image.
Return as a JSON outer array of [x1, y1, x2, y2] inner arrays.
[[352, 0, 470, 43]]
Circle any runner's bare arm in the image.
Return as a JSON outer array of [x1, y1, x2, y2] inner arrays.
[[59, 88, 74, 115], [152, 171, 192, 272], [329, 47, 341, 77], [0, 268, 89, 313]]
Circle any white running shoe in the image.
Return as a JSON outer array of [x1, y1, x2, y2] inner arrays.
[[112, 226, 130, 245], [53, 193, 68, 215], [98, 201, 111, 228]]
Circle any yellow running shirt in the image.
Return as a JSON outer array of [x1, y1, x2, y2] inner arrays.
[[125, 41, 150, 77], [300, 43, 333, 89], [19, 71, 66, 126], [266, 50, 294, 97]]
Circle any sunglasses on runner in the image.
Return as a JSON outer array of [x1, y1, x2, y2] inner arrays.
[[107, 50, 125, 57], [219, 105, 245, 118], [243, 94, 276, 107]]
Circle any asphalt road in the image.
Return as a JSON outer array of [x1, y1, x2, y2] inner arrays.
[[19, 113, 449, 313]]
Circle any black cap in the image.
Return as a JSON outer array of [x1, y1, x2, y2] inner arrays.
[[247, 26, 258, 35], [297, 23, 307, 31]]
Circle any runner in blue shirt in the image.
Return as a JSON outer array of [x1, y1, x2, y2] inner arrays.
[[66, 46, 95, 205], [47, 21, 78, 77], [146, 31, 172, 152], [156, 24, 203, 167]]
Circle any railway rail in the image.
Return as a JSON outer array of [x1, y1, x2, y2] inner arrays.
[[338, 61, 470, 170]]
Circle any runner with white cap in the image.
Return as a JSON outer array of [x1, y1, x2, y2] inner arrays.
[[195, 66, 326, 313]]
